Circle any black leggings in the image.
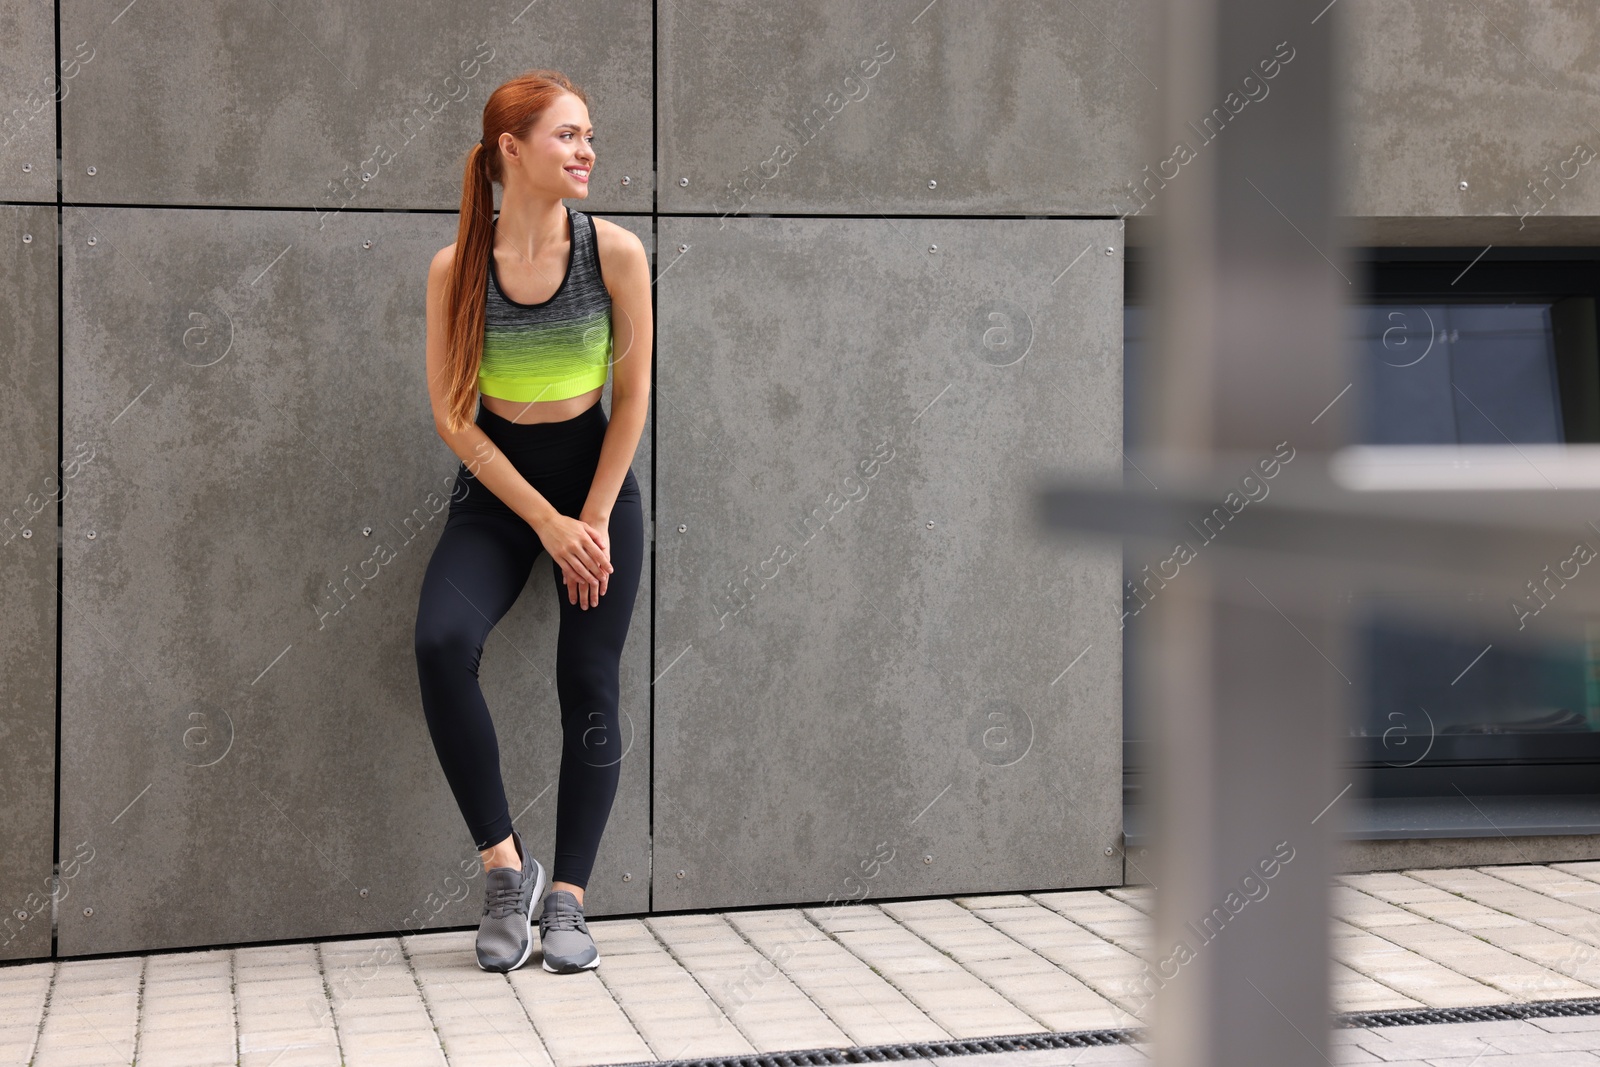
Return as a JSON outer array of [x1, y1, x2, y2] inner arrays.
[[413, 399, 643, 889]]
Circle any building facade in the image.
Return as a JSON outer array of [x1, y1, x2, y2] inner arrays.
[[2, 0, 1597, 959]]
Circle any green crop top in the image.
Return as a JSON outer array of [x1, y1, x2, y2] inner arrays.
[[479, 205, 612, 403]]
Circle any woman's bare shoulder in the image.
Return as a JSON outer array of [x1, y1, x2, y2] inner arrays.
[[590, 216, 646, 277], [426, 243, 461, 294]]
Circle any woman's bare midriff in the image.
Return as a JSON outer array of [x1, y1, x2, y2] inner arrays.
[[480, 385, 603, 424]]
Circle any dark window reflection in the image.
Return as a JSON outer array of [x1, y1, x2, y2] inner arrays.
[[1357, 304, 1563, 445], [1353, 301, 1600, 776], [1123, 293, 1600, 792]]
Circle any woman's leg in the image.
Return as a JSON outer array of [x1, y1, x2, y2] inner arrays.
[[547, 472, 645, 895], [413, 510, 541, 851]]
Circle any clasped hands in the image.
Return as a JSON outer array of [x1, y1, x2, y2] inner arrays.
[[534, 511, 614, 610]]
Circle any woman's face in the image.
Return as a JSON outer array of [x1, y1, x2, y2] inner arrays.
[[501, 92, 594, 198]]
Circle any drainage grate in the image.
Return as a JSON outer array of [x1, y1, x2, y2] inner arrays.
[[607, 997, 1600, 1067], [603, 1029, 1141, 1067], [1339, 996, 1600, 1029]]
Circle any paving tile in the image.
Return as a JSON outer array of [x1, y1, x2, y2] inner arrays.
[[0, 1041, 39, 1066], [44, 975, 140, 1000], [1104, 888, 1155, 915], [0, 1023, 44, 1046], [30, 958, 140, 1067], [726, 909, 949, 1047], [0, 964, 52, 1054], [240, 1049, 343, 1067], [316, 938, 436, 1065], [1037, 1044, 1149, 1063], [1487, 1025, 1600, 1054], [234, 965, 323, 989], [135, 1045, 237, 1067], [808, 907, 1045, 1038], [234, 975, 327, 999], [1331, 920, 1505, 1009], [503, 958, 666, 1066], [643, 912, 852, 1053], [342, 1052, 447, 1067], [33, 1050, 142, 1067], [957, 896, 1148, 1021], [1027, 892, 1150, 955], [437, 1029, 554, 1064], [1536, 1017, 1600, 1034], [135, 1022, 235, 1048], [137, 1002, 236, 1030], [238, 1026, 340, 1052], [51, 957, 142, 977], [261, 1005, 342, 1035], [1353, 1027, 1497, 1059], [1335, 883, 1597, 1002], [407, 946, 548, 1067], [0, 960, 57, 983], [1332, 960, 1421, 1013], [339, 1027, 447, 1052], [881, 899, 1124, 1032], [1412, 868, 1600, 969], [235, 943, 319, 963]]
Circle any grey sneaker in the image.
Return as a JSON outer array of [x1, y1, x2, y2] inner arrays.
[[475, 829, 545, 973], [538, 890, 600, 972]]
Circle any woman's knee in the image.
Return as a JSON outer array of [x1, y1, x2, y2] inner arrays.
[[556, 655, 621, 700], [414, 619, 484, 672]]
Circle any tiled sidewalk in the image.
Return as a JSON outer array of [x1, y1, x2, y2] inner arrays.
[[6, 863, 1600, 1066]]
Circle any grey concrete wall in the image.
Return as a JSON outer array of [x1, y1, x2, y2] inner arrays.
[[53, 207, 653, 957], [1342, 0, 1600, 244], [0, 3, 58, 203], [5, 0, 1599, 957], [0, 205, 59, 960], [54, 1, 655, 213], [651, 215, 1126, 910], [657, 0, 1159, 216], [1116, 0, 1600, 246]]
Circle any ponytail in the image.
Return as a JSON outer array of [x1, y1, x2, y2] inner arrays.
[[437, 71, 587, 433]]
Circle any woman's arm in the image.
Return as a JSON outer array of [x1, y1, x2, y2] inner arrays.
[[423, 245, 567, 534], [581, 222, 653, 525]]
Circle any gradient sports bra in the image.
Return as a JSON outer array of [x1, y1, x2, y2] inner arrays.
[[478, 205, 612, 403]]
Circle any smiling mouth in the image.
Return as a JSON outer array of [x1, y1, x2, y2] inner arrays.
[[566, 166, 590, 179]]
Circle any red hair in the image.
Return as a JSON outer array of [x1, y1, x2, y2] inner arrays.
[[438, 70, 589, 432]]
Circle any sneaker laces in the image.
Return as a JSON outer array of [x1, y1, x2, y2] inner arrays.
[[542, 901, 586, 933], [485, 876, 527, 920]]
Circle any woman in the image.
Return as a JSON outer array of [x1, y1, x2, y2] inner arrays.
[[413, 70, 650, 974]]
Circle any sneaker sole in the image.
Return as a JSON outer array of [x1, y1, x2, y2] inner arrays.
[[542, 953, 601, 973], [476, 859, 547, 974]]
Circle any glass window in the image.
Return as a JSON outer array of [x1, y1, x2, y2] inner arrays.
[[1123, 250, 1600, 804], [1358, 304, 1563, 445]]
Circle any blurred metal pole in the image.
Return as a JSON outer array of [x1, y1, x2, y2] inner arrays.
[[1145, 1, 1349, 1065]]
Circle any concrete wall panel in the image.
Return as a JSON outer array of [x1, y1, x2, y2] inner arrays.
[[1344, 0, 1600, 230], [658, 0, 1158, 216], [57, 206, 653, 955], [0, 205, 60, 960], [58, 0, 653, 214], [0, 0, 62, 202], [652, 216, 1124, 911]]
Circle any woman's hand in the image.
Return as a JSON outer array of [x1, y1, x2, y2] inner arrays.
[[533, 513, 613, 609], [573, 511, 613, 608]]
